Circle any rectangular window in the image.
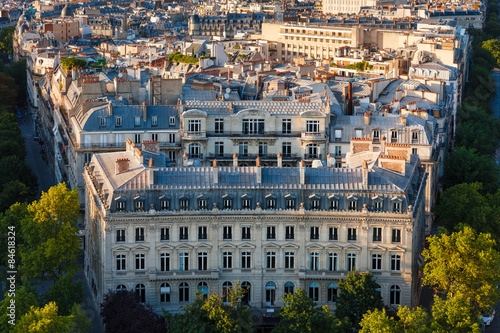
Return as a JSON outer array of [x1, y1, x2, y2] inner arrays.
[[310, 226, 319, 240], [223, 226, 232, 240], [412, 148, 418, 155], [135, 253, 145, 270], [348, 200, 357, 211], [215, 141, 224, 156], [391, 130, 398, 143], [284, 251, 295, 269], [241, 251, 251, 269], [374, 201, 382, 212], [179, 226, 188, 241], [116, 254, 126, 271], [355, 129, 363, 138], [179, 252, 189, 271], [239, 142, 248, 157], [266, 226, 276, 240], [393, 202, 401, 213], [116, 229, 125, 242], [242, 199, 251, 209], [160, 252, 170, 271], [329, 200, 339, 211], [115, 117, 122, 127], [347, 253, 356, 271], [335, 146, 342, 157], [135, 227, 145, 242], [412, 131, 418, 143], [282, 142, 292, 157], [160, 200, 170, 211], [391, 254, 401, 271], [285, 226, 294, 240], [329, 227, 338, 241], [169, 117, 176, 126], [242, 226, 251, 240], [188, 119, 201, 133], [135, 201, 144, 212], [134, 134, 141, 144], [286, 199, 295, 209], [392, 229, 401, 243], [334, 129, 342, 142], [198, 226, 207, 240], [151, 133, 158, 141], [372, 253, 382, 270], [242, 119, 265, 134], [347, 228, 357, 241], [169, 133, 176, 144], [152, 116, 158, 126], [222, 251, 232, 269], [180, 199, 189, 210], [373, 227, 382, 242], [223, 198, 232, 210], [258, 142, 268, 156], [267, 198, 276, 209], [160, 227, 169, 241], [282, 119, 291, 134], [198, 199, 207, 210], [266, 251, 276, 269], [134, 116, 141, 127], [310, 252, 319, 271], [373, 129, 380, 142], [198, 252, 208, 271], [306, 120, 320, 133], [328, 252, 338, 271], [215, 118, 224, 134], [116, 201, 125, 212], [99, 117, 106, 128], [168, 151, 176, 162]]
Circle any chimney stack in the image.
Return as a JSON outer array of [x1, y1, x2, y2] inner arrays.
[[256, 157, 262, 184], [348, 81, 353, 115], [381, 135, 386, 153], [142, 100, 147, 122], [327, 153, 332, 167], [115, 158, 130, 174], [213, 159, 218, 184], [277, 152, 282, 168], [183, 152, 188, 166], [142, 140, 160, 154], [362, 160, 368, 187], [401, 115, 406, 126], [233, 153, 238, 167], [364, 112, 370, 125], [299, 160, 305, 185], [108, 102, 113, 117]]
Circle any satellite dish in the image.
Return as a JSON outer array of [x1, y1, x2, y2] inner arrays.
[[119, 96, 123, 101], [118, 72, 123, 78], [224, 93, 229, 99], [226, 87, 231, 93], [296, 72, 301, 79], [241, 72, 245, 77], [111, 64, 115, 68]]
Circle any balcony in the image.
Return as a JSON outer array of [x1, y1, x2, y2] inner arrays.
[[301, 132, 326, 140], [206, 131, 301, 138], [304, 154, 322, 160], [183, 131, 207, 140], [208, 153, 299, 160], [151, 269, 220, 281]]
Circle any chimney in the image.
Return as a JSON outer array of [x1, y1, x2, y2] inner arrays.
[[362, 160, 368, 187], [434, 110, 440, 118], [256, 157, 262, 183], [183, 152, 188, 166], [142, 140, 160, 154], [364, 112, 370, 125], [381, 135, 386, 153], [401, 115, 407, 126], [299, 160, 305, 185], [233, 153, 238, 167], [135, 148, 143, 163], [108, 102, 113, 116], [149, 158, 154, 168], [213, 159, 218, 184], [115, 158, 130, 174], [277, 152, 282, 168], [348, 82, 353, 115], [327, 153, 332, 167], [142, 100, 147, 121]]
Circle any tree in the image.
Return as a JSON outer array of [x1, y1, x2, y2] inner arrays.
[[482, 39, 500, 68], [422, 227, 500, 317], [359, 309, 399, 333], [0, 26, 14, 55], [0, 283, 39, 331], [434, 183, 500, 239], [60, 57, 87, 70], [0, 203, 29, 267], [167, 282, 253, 333], [430, 295, 482, 333], [334, 272, 384, 329], [12, 302, 90, 333], [397, 306, 431, 333], [273, 288, 344, 333], [442, 147, 499, 193], [43, 273, 84, 316], [19, 183, 81, 282], [101, 290, 166, 333]]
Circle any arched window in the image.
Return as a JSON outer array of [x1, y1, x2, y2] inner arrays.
[[222, 281, 232, 302], [284, 281, 294, 295], [160, 283, 170, 303], [265, 281, 276, 306], [327, 282, 338, 303], [390, 285, 401, 305], [309, 282, 319, 301], [179, 282, 189, 302], [198, 282, 208, 299], [241, 281, 251, 305], [116, 284, 127, 292], [135, 283, 145, 303]]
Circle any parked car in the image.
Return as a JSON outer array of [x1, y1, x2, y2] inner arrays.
[[16, 111, 23, 119], [481, 309, 496, 326]]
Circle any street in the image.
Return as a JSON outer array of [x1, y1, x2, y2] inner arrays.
[[18, 109, 104, 332]]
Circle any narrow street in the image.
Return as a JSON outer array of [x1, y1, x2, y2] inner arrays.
[[18, 109, 104, 333]]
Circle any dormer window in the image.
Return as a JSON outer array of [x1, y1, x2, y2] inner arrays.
[[309, 195, 321, 210], [99, 117, 106, 128], [285, 194, 295, 209], [329, 196, 339, 211], [266, 194, 276, 209], [348, 197, 358, 211], [116, 200, 126, 212], [391, 130, 398, 143], [393, 201, 401, 213], [198, 198, 207, 210], [152, 116, 158, 126], [412, 131, 419, 143], [134, 197, 145, 212], [355, 129, 363, 138], [169, 116, 176, 126], [115, 116, 122, 127], [241, 195, 251, 209], [222, 194, 233, 210], [160, 197, 170, 211], [334, 129, 342, 142], [134, 116, 141, 127], [373, 196, 383, 212], [179, 196, 189, 210]]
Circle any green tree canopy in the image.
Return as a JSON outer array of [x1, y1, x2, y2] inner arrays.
[[482, 39, 500, 68], [334, 272, 384, 329], [43, 273, 84, 316], [0, 282, 39, 331], [430, 295, 482, 333], [422, 227, 500, 317], [60, 57, 87, 70], [20, 183, 81, 282], [442, 147, 499, 193], [0, 26, 14, 55], [359, 309, 399, 333], [272, 288, 344, 333]]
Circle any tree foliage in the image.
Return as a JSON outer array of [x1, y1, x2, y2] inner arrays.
[[273, 288, 344, 333], [359, 309, 399, 333], [19, 183, 81, 282], [482, 39, 500, 68], [0, 282, 39, 331], [422, 227, 500, 317], [43, 273, 84, 316], [0, 26, 14, 55], [167, 52, 199, 64], [60, 57, 87, 70], [430, 295, 482, 333], [101, 290, 166, 333], [334, 272, 384, 329]]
